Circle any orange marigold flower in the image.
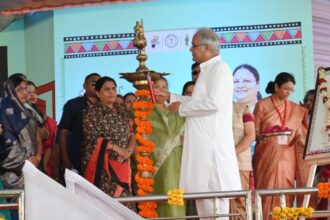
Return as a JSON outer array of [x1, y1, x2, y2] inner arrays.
[[135, 118, 152, 127], [135, 110, 152, 118], [135, 90, 150, 97], [136, 155, 154, 165], [318, 182, 330, 198], [137, 189, 147, 196], [137, 164, 155, 172], [136, 126, 153, 134], [133, 101, 154, 111]]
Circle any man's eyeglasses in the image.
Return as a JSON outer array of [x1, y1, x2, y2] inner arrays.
[[192, 70, 200, 76], [191, 43, 205, 49]]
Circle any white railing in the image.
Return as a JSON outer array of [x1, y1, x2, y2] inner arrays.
[[0, 189, 24, 220], [116, 190, 253, 220], [1, 187, 330, 219]]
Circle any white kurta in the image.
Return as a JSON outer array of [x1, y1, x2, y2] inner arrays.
[[171, 56, 241, 193]]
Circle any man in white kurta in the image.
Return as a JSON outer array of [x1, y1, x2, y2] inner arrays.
[[159, 28, 241, 219]]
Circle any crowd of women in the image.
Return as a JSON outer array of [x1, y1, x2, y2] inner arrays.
[[0, 67, 328, 220]]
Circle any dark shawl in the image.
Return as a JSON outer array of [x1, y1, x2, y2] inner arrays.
[[0, 79, 38, 189]]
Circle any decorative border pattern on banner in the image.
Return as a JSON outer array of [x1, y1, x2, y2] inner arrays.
[[63, 22, 302, 59], [215, 22, 302, 48]]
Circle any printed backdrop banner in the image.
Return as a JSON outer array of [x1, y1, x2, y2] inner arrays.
[[54, 0, 313, 119], [63, 22, 302, 58]]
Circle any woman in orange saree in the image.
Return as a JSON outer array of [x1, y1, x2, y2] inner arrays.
[[253, 72, 312, 220]]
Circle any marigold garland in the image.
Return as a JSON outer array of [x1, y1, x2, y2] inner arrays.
[[272, 206, 314, 220], [137, 164, 155, 172], [318, 68, 330, 136], [135, 118, 152, 128], [167, 189, 184, 206], [135, 133, 155, 151], [318, 182, 330, 198], [138, 202, 158, 218], [136, 145, 154, 153], [135, 89, 151, 98], [135, 110, 152, 118], [133, 91, 158, 218], [133, 101, 154, 111], [135, 172, 155, 187], [136, 125, 153, 134], [136, 155, 153, 165]]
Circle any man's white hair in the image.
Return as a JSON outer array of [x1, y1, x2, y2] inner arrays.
[[196, 28, 220, 55]]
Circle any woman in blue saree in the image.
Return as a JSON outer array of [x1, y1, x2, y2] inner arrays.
[[0, 74, 42, 219]]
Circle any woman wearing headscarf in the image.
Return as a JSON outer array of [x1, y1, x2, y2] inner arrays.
[[0, 74, 42, 189], [0, 74, 43, 220]]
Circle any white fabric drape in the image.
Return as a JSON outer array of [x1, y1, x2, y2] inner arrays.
[[313, 0, 330, 74], [23, 161, 143, 220], [65, 169, 144, 220]]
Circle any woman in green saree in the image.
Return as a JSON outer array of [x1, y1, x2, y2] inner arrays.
[[149, 77, 186, 218]]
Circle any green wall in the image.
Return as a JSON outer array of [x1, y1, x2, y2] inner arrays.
[[0, 12, 55, 116], [0, 20, 26, 74], [25, 12, 54, 85], [25, 12, 55, 116]]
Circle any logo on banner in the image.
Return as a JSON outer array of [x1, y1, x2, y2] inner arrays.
[[185, 34, 190, 46], [150, 36, 160, 48], [165, 34, 179, 48]]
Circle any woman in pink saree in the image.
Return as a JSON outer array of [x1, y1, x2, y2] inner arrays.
[[253, 72, 312, 220]]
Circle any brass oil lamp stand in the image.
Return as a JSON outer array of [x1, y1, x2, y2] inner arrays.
[[120, 20, 168, 218]]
